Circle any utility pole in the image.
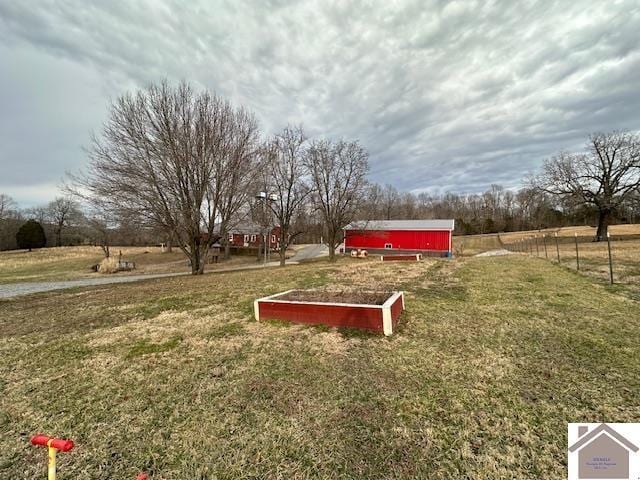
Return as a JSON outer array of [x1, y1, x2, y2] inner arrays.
[[606, 230, 614, 284], [255, 191, 278, 267]]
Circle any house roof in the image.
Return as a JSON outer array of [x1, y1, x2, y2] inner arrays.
[[569, 424, 639, 452], [344, 219, 455, 231], [213, 221, 274, 234]]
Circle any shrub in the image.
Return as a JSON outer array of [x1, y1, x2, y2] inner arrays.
[[16, 220, 46, 251], [98, 257, 119, 274]]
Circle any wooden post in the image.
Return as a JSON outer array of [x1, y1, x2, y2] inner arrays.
[[554, 232, 560, 263], [606, 231, 614, 284], [543, 234, 548, 259], [535, 235, 539, 256], [574, 233, 580, 270]]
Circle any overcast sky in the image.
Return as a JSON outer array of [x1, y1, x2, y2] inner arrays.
[[1, 0, 639, 207]]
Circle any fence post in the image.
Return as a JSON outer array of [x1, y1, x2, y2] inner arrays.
[[535, 235, 539, 256], [606, 231, 614, 284], [574, 233, 580, 270], [555, 232, 560, 263], [543, 234, 548, 259]]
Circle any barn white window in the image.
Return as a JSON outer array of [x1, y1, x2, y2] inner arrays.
[[250, 234, 256, 242], [228, 233, 234, 242], [243, 234, 249, 243], [384, 243, 392, 249], [271, 234, 276, 243]]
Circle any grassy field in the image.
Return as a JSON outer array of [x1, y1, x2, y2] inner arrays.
[[0, 246, 257, 284], [2, 255, 639, 479], [498, 223, 640, 243], [452, 234, 503, 256], [498, 225, 640, 298]]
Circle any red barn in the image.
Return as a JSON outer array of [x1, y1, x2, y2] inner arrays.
[[343, 220, 455, 257]]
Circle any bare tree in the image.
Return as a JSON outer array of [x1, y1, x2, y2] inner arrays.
[[535, 131, 640, 240], [215, 107, 261, 260], [262, 126, 310, 266], [0, 194, 16, 222], [24, 205, 48, 225], [381, 184, 400, 220], [73, 81, 254, 274], [46, 197, 82, 247], [86, 211, 113, 258], [305, 138, 369, 261]]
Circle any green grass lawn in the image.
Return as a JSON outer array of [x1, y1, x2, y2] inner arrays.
[[1, 256, 639, 479]]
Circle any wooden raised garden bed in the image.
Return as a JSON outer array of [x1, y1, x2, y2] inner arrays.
[[380, 253, 422, 262], [254, 290, 405, 336]]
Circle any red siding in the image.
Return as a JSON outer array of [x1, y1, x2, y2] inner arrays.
[[229, 227, 282, 249], [259, 301, 384, 331], [345, 229, 451, 251], [381, 254, 422, 262]]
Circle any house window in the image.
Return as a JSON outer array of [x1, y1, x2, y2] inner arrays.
[[228, 233, 234, 242], [384, 243, 392, 249], [243, 234, 249, 243], [271, 235, 276, 243], [250, 234, 256, 242]]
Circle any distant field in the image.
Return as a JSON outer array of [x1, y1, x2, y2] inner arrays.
[[499, 223, 640, 243], [0, 246, 256, 284], [1, 255, 639, 478], [452, 234, 503, 256], [498, 224, 640, 298]]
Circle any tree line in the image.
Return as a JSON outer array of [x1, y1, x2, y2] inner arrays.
[[2, 81, 639, 271], [66, 81, 369, 273]]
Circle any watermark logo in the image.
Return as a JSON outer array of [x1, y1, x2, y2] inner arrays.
[[568, 423, 640, 479]]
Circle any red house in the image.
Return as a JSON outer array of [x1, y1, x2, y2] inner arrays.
[[225, 223, 282, 251], [343, 220, 455, 257]]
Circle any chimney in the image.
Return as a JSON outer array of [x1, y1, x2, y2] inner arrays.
[[578, 426, 588, 437]]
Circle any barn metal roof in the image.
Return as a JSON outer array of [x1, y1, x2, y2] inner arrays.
[[344, 219, 455, 231]]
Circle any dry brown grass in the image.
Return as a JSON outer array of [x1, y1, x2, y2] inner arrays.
[[0, 246, 257, 284], [97, 256, 119, 274], [498, 226, 640, 297], [1, 256, 639, 478], [452, 234, 503, 256], [499, 223, 640, 243]]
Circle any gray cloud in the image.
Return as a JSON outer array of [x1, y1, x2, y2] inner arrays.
[[0, 0, 639, 206]]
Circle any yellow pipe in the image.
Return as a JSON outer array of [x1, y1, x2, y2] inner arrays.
[[47, 441, 57, 480]]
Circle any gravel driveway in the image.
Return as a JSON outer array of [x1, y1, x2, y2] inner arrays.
[[1, 249, 333, 300], [0, 272, 188, 299], [290, 244, 329, 261], [0, 261, 295, 300]]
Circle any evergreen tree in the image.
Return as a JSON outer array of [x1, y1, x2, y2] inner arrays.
[[16, 219, 46, 251]]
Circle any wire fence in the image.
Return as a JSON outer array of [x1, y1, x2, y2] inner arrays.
[[500, 228, 640, 294]]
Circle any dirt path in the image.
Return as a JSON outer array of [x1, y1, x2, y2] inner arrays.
[[474, 249, 514, 257]]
